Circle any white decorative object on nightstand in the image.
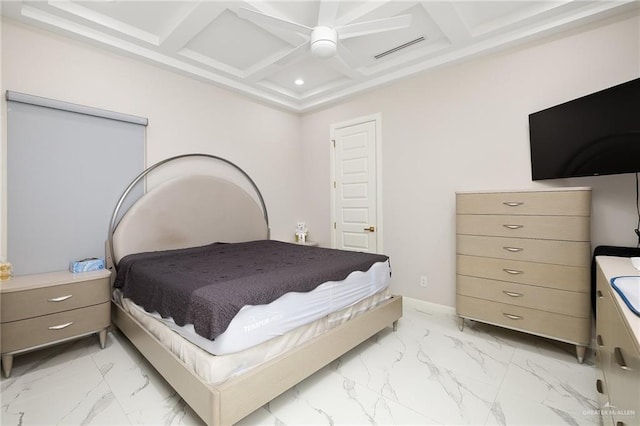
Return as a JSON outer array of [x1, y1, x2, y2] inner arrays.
[[295, 222, 308, 244], [0, 269, 111, 377]]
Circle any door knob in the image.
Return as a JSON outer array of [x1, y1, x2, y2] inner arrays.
[[364, 226, 375, 232]]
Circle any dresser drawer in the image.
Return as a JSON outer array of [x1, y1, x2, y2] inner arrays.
[[457, 254, 589, 292], [457, 295, 591, 345], [1, 277, 110, 322], [596, 266, 614, 371], [607, 330, 640, 425], [456, 235, 591, 267], [595, 367, 612, 426], [456, 214, 590, 241], [456, 190, 591, 216], [605, 288, 640, 424], [457, 275, 590, 317], [0, 302, 110, 353]]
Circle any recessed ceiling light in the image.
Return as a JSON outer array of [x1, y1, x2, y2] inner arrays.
[[294, 78, 304, 86]]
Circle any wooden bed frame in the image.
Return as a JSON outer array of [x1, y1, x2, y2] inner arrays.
[[107, 154, 402, 425]]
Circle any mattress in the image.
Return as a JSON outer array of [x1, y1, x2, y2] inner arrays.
[[114, 240, 389, 341], [116, 287, 391, 385], [124, 259, 391, 355]]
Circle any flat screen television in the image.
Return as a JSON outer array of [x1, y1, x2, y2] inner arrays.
[[529, 77, 640, 180]]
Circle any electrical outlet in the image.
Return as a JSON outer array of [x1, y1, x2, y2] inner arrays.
[[420, 275, 427, 287]]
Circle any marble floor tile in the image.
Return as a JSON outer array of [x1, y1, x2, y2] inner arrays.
[[1, 339, 130, 425], [240, 365, 439, 425], [96, 337, 178, 416], [0, 299, 601, 426], [498, 346, 599, 416], [487, 386, 602, 426]]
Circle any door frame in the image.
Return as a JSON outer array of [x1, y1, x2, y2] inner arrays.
[[330, 113, 383, 253]]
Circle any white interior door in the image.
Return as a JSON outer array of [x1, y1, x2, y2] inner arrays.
[[331, 115, 381, 253]]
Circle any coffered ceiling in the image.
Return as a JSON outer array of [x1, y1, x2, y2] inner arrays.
[[2, 1, 638, 112]]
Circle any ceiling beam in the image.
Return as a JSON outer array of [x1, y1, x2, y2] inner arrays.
[[334, 1, 393, 27], [159, 2, 228, 51], [46, 0, 159, 45], [244, 43, 309, 83], [419, 1, 472, 44], [237, 1, 308, 46]]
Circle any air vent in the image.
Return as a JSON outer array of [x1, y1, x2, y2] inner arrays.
[[374, 37, 426, 59]]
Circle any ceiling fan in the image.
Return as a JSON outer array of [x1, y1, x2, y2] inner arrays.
[[237, 4, 412, 60]]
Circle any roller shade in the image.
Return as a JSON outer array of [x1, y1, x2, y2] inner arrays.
[[6, 91, 146, 275]]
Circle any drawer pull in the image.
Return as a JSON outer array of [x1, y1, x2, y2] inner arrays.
[[503, 224, 523, 230], [503, 246, 523, 252], [596, 290, 603, 299], [48, 295, 73, 302], [503, 313, 522, 320], [614, 347, 630, 370], [596, 335, 604, 347], [503, 268, 523, 275], [596, 379, 603, 394], [502, 290, 523, 297], [503, 202, 524, 207], [48, 322, 74, 330]]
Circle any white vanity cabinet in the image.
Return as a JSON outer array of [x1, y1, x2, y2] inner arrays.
[[595, 256, 640, 426]]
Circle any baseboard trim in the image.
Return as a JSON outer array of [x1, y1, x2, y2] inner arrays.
[[403, 297, 456, 315]]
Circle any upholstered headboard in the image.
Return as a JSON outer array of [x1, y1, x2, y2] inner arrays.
[[108, 154, 269, 266]]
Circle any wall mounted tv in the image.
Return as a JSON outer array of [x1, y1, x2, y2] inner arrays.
[[529, 77, 640, 181]]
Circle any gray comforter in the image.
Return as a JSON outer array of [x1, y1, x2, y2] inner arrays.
[[114, 240, 389, 341]]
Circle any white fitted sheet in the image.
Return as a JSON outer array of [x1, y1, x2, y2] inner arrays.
[[124, 260, 390, 355], [117, 287, 391, 385]]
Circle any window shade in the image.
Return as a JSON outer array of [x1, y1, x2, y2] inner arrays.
[[7, 92, 146, 275]]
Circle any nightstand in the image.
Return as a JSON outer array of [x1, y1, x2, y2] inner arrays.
[[295, 241, 319, 247], [0, 269, 111, 377]]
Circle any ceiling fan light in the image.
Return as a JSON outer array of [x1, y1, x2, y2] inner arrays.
[[311, 40, 336, 58], [310, 26, 337, 58]]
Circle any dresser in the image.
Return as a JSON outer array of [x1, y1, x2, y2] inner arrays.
[[456, 187, 592, 362], [0, 269, 111, 377], [595, 256, 640, 426]]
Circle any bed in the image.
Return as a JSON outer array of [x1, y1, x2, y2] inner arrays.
[[107, 154, 403, 425]]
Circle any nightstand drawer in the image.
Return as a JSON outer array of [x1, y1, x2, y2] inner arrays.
[[0, 302, 110, 353], [456, 235, 590, 267], [456, 214, 590, 241], [456, 190, 591, 216], [457, 275, 590, 317], [457, 254, 589, 292], [1, 277, 110, 322], [457, 295, 590, 344]]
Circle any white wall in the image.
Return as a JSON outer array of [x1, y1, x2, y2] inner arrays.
[[2, 14, 639, 309], [1, 19, 304, 262], [0, 16, 4, 262], [300, 14, 640, 306]]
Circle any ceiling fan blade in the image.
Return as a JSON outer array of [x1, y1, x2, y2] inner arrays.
[[329, 46, 362, 79], [317, 0, 340, 26], [238, 7, 313, 36], [274, 42, 310, 66], [246, 42, 310, 82], [336, 14, 412, 40], [336, 42, 359, 69]]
